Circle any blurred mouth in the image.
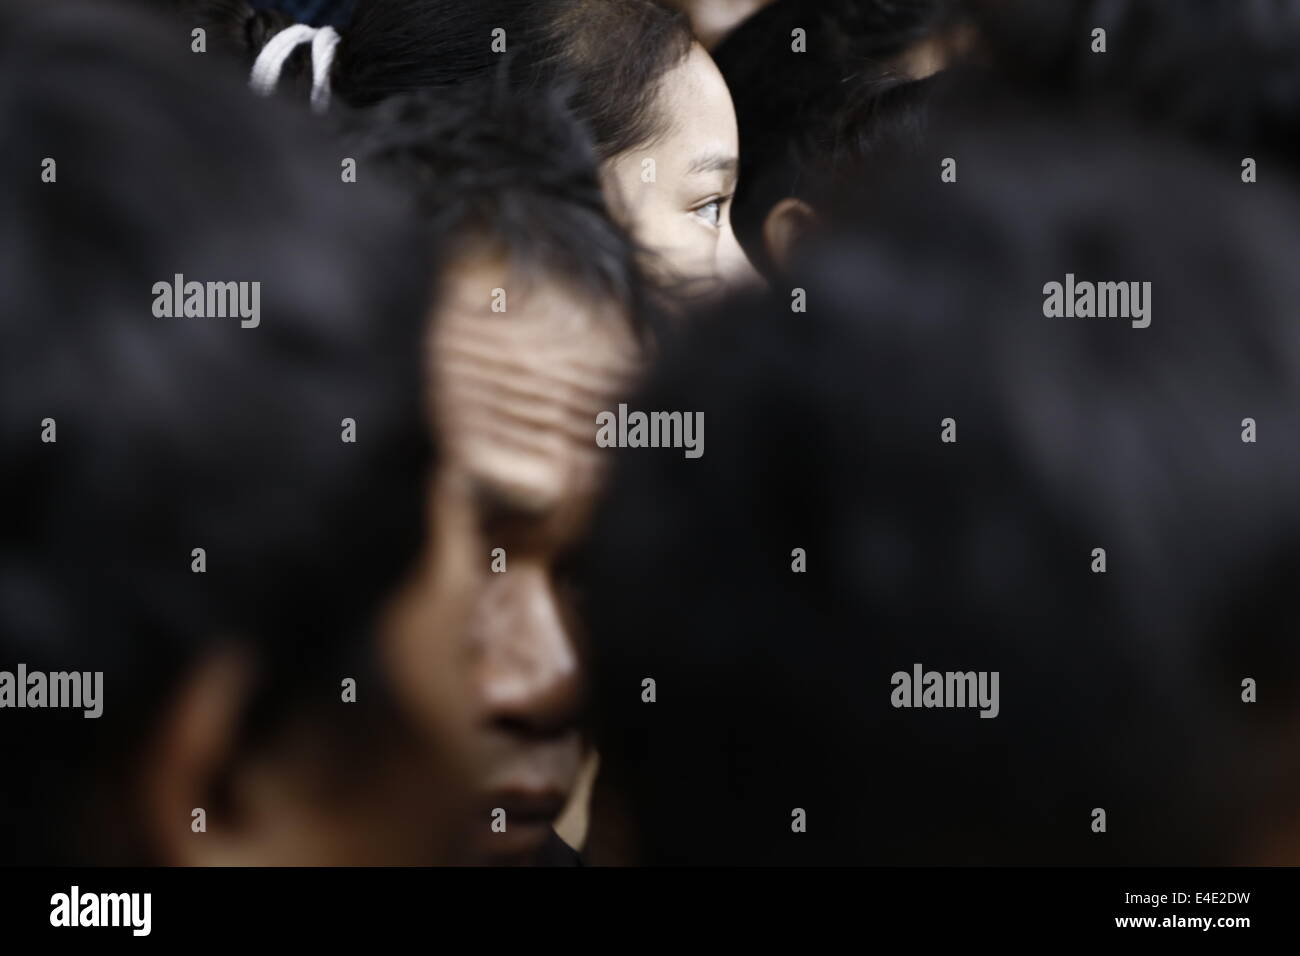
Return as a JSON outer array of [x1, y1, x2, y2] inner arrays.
[[472, 732, 584, 863], [493, 789, 569, 825], [476, 788, 570, 862]]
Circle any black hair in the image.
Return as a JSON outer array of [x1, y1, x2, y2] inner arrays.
[[712, 0, 951, 275], [338, 78, 657, 338], [179, 0, 312, 91], [580, 109, 1300, 864], [824, 71, 935, 174], [186, 0, 695, 162], [0, 0, 433, 863]]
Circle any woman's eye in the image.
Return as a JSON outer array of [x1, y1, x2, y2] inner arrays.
[[693, 200, 721, 228]]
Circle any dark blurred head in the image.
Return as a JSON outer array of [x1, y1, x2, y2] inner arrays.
[[339, 82, 655, 863], [581, 110, 1300, 864], [0, 0, 470, 864], [712, 0, 953, 276], [967, 0, 1300, 178], [341, 80, 653, 331]]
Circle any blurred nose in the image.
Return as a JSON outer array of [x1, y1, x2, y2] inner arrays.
[[477, 564, 581, 738], [717, 218, 764, 290]]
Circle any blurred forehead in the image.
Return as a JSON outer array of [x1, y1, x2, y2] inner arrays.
[[430, 256, 642, 522]]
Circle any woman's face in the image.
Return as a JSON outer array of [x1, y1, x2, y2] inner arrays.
[[603, 43, 758, 295]]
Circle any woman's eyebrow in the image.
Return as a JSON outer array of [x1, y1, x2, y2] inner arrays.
[[687, 152, 739, 179]]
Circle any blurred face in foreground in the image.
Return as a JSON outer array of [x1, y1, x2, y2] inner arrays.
[[415, 252, 642, 864], [142, 463, 480, 867]]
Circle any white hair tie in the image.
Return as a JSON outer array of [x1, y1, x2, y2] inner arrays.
[[248, 24, 341, 115]]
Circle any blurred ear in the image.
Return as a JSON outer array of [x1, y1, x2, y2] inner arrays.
[[139, 644, 260, 865], [762, 198, 817, 274]]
